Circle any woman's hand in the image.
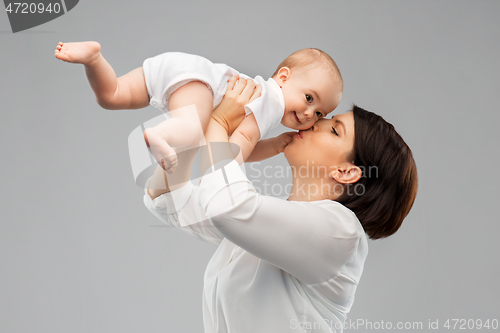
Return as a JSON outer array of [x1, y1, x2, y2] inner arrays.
[[211, 75, 262, 136]]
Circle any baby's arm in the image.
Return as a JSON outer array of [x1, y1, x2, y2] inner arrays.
[[246, 132, 295, 162], [231, 115, 296, 163], [246, 138, 279, 162], [229, 113, 261, 164]]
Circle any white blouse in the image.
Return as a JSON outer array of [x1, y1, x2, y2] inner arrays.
[[143, 161, 369, 333]]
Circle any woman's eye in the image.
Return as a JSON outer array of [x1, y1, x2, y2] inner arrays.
[[332, 127, 339, 136], [305, 94, 313, 103], [316, 111, 322, 118]]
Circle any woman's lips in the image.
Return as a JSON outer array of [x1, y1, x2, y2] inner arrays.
[[294, 130, 303, 139]]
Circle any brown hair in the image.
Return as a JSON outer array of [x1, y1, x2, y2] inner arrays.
[[337, 105, 418, 239], [272, 48, 343, 91]]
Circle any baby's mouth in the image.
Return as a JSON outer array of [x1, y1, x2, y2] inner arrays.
[[294, 112, 301, 123]]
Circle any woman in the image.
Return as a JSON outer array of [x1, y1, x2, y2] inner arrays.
[[144, 77, 418, 332]]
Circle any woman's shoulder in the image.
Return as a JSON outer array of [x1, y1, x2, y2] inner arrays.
[[305, 199, 365, 240]]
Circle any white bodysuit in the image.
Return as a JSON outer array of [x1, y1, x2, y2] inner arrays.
[[143, 52, 285, 140], [143, 161, 369, 333]]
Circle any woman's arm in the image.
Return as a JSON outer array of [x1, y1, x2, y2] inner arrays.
[[144, 140, 225, 247], [144, 179, 226, 247], [199, 76, 261, 175]]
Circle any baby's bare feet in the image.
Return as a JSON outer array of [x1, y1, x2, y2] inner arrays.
[[143, 128, 178, 174], [54, 41, 101, 65]]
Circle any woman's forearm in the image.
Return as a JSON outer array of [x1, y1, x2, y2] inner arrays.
[[195, 76, 259, 182], [200, 118, 238, 177]]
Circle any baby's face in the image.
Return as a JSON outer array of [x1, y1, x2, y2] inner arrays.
[[278, 66, 342, 130]]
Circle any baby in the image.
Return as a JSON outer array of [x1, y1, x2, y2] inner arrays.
[[54, 42, 343, 172]]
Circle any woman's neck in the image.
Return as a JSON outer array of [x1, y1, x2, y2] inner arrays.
[[287, 176, 340, 202]]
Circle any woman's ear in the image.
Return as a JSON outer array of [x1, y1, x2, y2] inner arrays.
[[330, 164, 362, 184], [275, 67, 291, 87]]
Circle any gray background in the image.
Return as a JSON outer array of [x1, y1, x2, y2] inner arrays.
[[1, 0, 499, 332]]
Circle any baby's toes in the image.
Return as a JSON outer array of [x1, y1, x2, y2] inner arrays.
[[158, 159, 167, 170], [169, 154, 178, 163], [166, 164, 177, 174]]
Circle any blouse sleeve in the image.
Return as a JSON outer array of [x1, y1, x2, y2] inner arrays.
[[143, 179, 225, 247], [196, 160, 364, 285]]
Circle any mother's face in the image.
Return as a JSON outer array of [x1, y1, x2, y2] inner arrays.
[[284, 111, 356, 176]]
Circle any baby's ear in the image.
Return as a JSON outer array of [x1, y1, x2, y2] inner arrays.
[[276, 67, 291, 86]]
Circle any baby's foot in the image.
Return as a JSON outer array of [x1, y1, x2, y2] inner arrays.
[[54, 41, 101, 65], [143, 128, 178, 174]]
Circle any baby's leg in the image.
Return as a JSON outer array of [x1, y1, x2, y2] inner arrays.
[[54, 41, 149, 110], [143, 81, 213, 174]]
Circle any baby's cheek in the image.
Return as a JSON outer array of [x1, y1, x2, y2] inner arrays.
[[302, 121, 314, 130], [282, 111, 293, 126], [297, 123, 310, 131]]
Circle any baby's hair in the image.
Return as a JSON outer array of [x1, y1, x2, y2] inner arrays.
[[272, 48, 343, 90]]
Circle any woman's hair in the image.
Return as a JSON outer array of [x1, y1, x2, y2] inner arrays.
[[336, 105, 418, 240]]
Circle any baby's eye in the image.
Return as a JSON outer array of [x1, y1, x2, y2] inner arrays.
[[316, 111, 323, 118], [305, 94, 313, 103]]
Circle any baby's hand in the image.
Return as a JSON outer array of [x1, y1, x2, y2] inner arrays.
[[274, 132, 295, 154]]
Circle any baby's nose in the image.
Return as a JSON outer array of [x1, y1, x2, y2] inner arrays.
[[304, 110, 313, 119]]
